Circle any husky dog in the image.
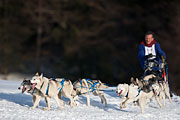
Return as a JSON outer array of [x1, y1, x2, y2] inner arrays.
[[152, 81, 172, 105], [151, 82, 166, 107], [116, 83, 139, 109], [73, 79, 108, 107], [30, 73, 76, 110], [18, 79, 48, 109], [162, 81, 173, 103]]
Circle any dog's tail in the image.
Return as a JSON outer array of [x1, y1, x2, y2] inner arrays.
[[98, 81, 109, 89]]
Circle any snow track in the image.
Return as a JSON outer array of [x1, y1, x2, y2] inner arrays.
[[0, 80, 180, 120]]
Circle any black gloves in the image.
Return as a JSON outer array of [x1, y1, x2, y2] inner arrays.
[[161, 56, 165, 63], [145, 54, 153, 59]]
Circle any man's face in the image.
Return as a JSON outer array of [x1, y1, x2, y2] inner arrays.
[[145, 34, 154, 45]]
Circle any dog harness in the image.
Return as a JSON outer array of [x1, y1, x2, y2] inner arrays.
[[45, 78, 65, 95], [86, 79, 99, 92], [136, 88, 141, 97], [73, 79, 89, 89], [57, 78, 65, 93], [46, 84, 49, 95], [73, 79, 100, 94], [40, 82, 44, 90], [125, 90, 128, 98], [38, 81, 49, 95], [30, 89, 36, 95]]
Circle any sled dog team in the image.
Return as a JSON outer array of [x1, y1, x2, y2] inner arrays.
[[18, 73, 172, 113], [116, 74, 172, 113]]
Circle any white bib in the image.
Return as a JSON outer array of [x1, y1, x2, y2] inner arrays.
[[145, 44, 156, 59]]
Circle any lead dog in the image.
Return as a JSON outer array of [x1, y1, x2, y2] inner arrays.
[[73, 79, 108, 107], [30, 73, 76, 110], [18, 79, 49, 109]]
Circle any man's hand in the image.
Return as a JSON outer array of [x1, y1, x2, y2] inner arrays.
[[161, 56, 165, 68], [161, 56, 165, 63], [145, 54, 153, 59]]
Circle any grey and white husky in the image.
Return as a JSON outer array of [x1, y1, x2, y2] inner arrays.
[[73, 79, 108, 107], [19, 73, 76, 110]]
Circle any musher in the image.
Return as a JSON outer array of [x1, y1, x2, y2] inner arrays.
[[138, 31, 172, 97]]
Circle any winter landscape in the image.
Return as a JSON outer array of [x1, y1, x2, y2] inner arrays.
[[1, 1, 180, 120], [0, 79, 180, 120]]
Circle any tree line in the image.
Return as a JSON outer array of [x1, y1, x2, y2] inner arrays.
[[0, 0, 180, 95]]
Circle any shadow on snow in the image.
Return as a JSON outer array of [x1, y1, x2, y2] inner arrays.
[[0, 93, 46, 107]]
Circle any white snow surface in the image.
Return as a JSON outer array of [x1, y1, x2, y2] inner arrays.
[[0, 79, 180, 120]]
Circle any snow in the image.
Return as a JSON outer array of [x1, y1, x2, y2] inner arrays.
[[0, 79, 180, 120], [0, 73, 31, 81]]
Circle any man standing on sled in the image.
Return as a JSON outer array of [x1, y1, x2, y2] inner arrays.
[[138, 31, 172, 97]]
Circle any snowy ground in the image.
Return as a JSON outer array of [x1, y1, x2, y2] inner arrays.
[[0, 79, 180, 120]]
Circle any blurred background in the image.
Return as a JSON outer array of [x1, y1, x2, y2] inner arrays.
[[0, 0, 179, 95]]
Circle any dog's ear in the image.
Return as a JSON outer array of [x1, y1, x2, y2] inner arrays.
[[98, 80, 102, 84], [151, 77, 157, 83], [136, 78, 140, 84], [35, 72, 39, 76], [99, 82, 109, 89], [23, 78, 26, 81], [40, 73, 43, 78], [152, 74, 156, 78], [130, 77, 134, 83]]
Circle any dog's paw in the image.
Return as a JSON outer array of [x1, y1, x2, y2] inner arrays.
[[43, 107, 50, 111], [73, 102, 77, 107], [29, 107, 35, 110], [60, 104, 65, 109], [101, 100, 104, 104], [69, 102, 77, 107], [74, 101, 79, 106]]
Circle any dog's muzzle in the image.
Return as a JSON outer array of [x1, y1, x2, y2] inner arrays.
[[22, 86, 26, 93], [153, 90, 158, 95]]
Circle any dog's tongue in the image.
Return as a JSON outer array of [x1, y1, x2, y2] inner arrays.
[[32, 83, 36, 89], [118, 90, 123, 96], [22, 86, 26, 93]]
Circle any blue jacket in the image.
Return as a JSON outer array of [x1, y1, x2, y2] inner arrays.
[[138, 41, 166, 70]]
